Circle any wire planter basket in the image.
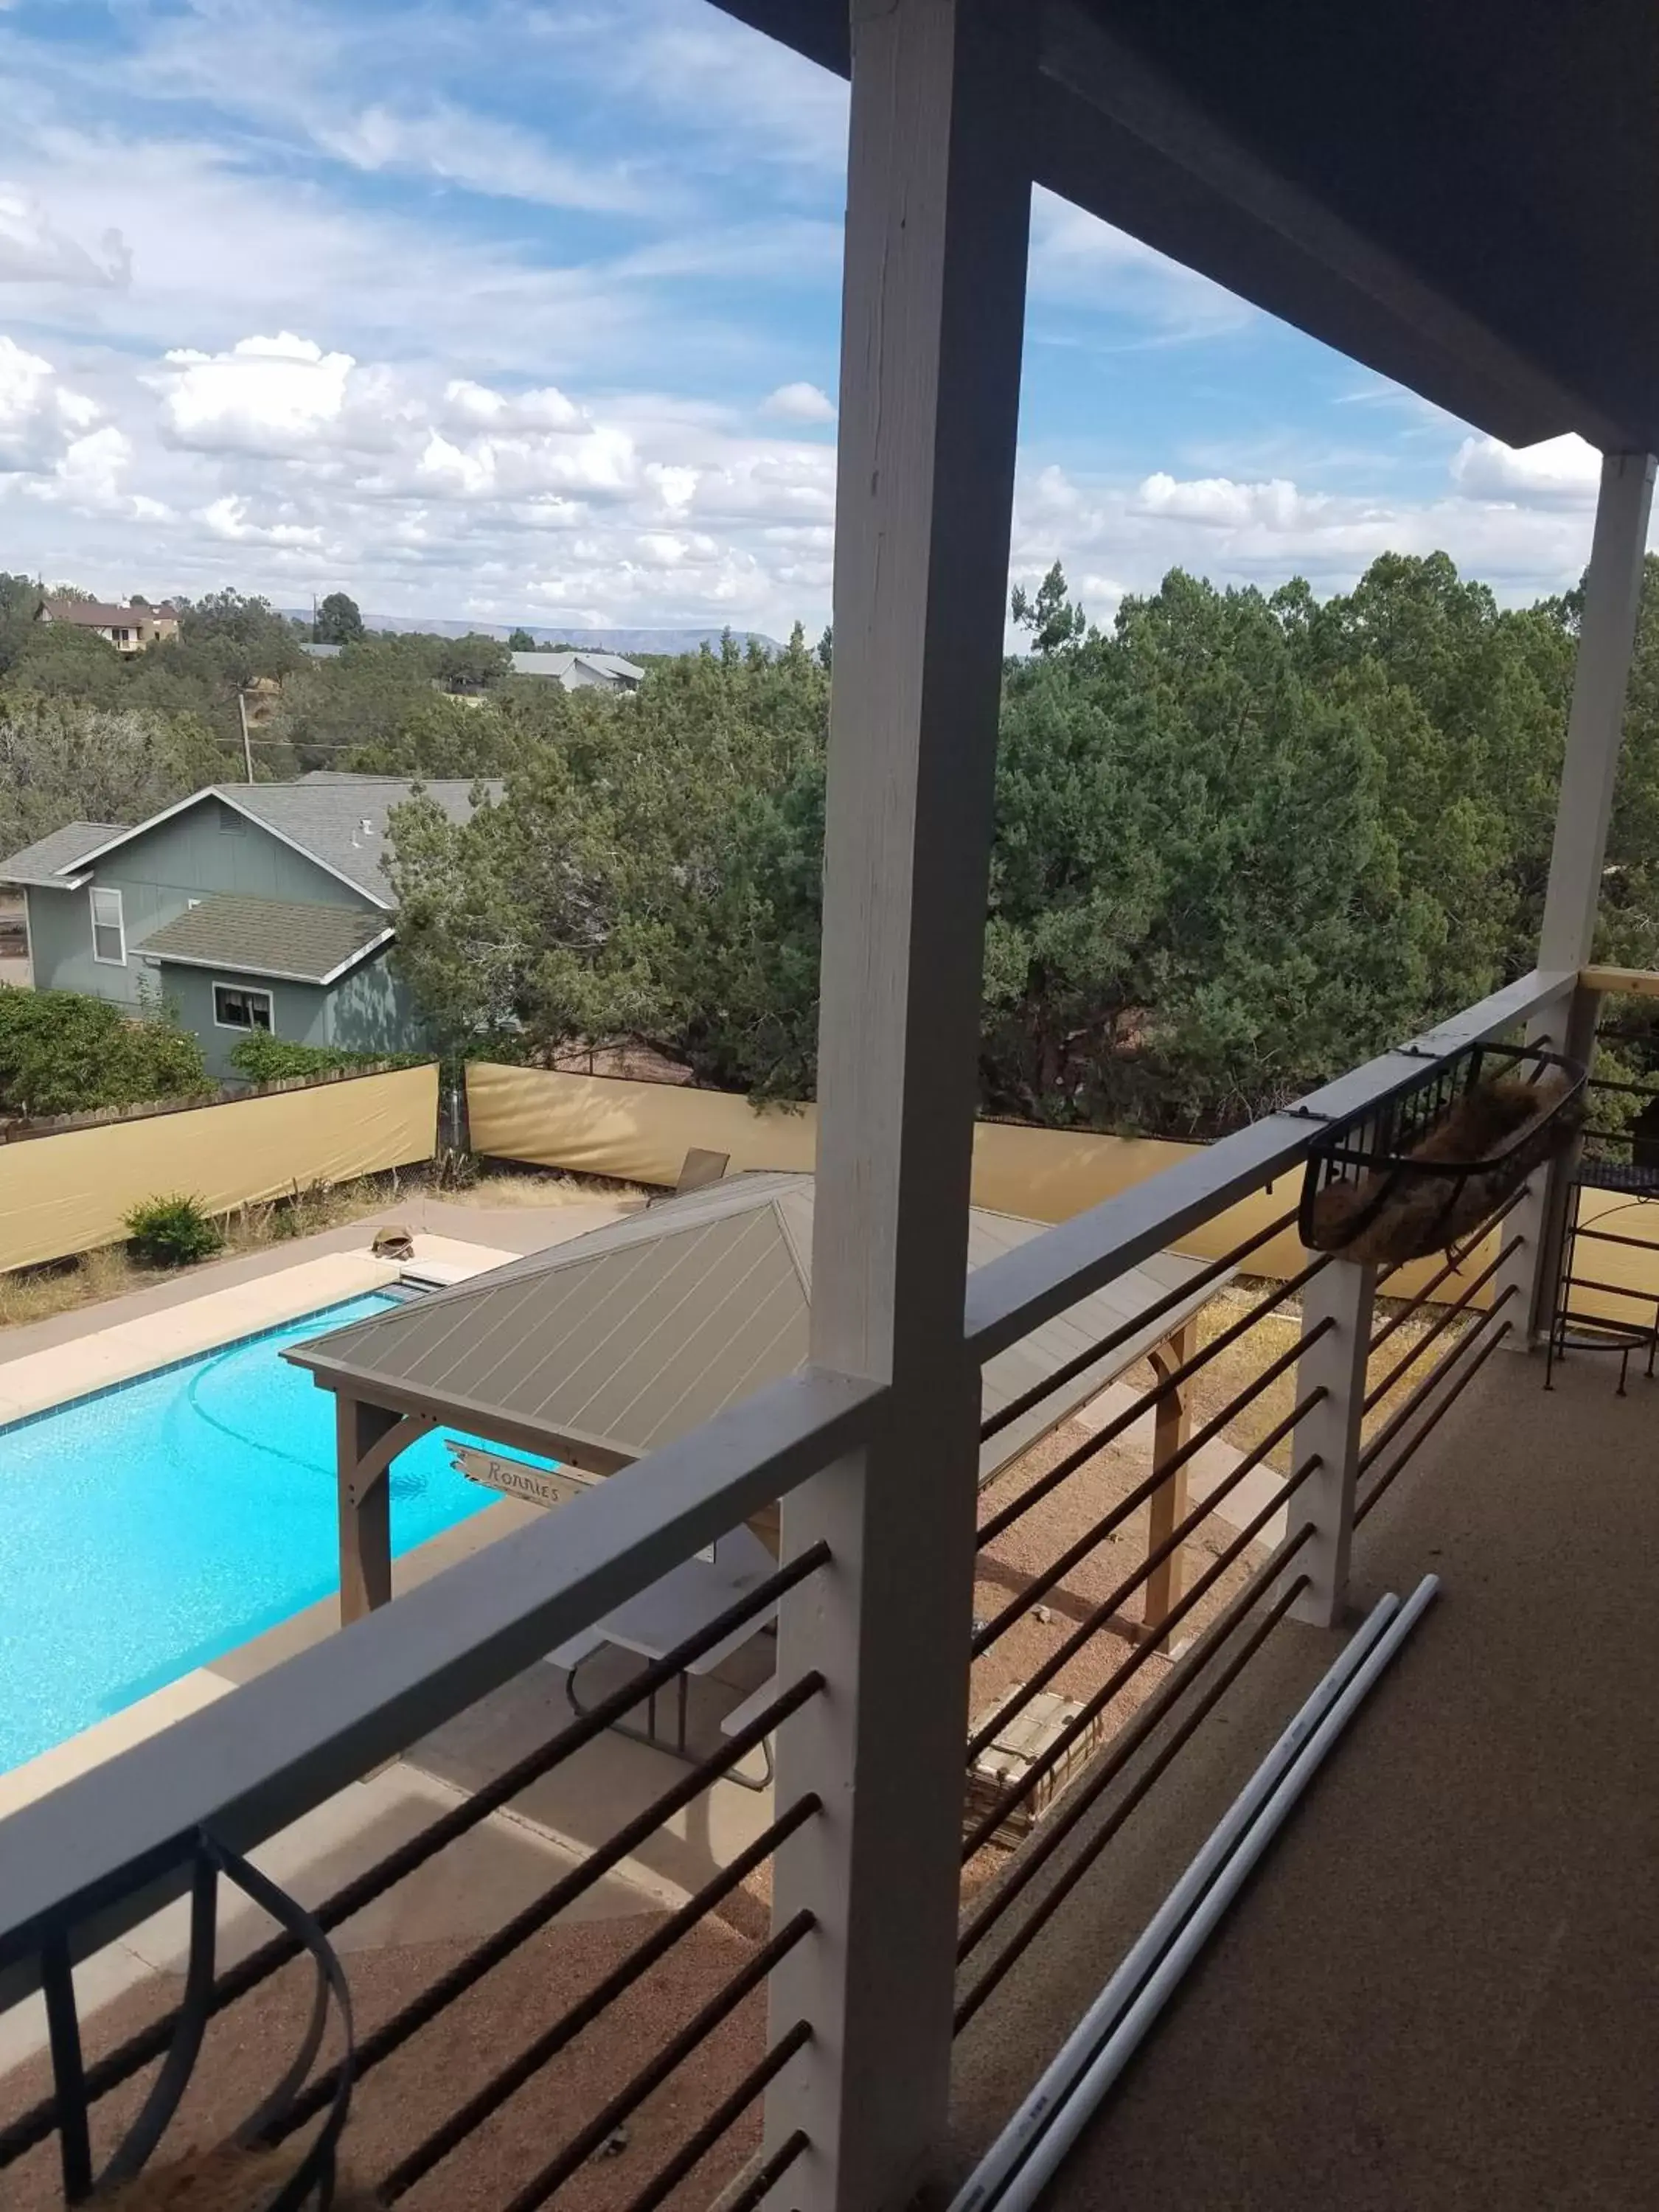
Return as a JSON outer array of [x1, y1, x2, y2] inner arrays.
[[1300, 1040, 1587, 1266]]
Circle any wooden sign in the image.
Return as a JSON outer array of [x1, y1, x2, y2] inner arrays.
[[449, 1445, 595, 1512]]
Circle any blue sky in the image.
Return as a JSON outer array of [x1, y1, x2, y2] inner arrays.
[[0, 0, 1629, 636]]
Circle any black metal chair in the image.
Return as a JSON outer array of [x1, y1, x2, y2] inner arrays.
[[1545, 1154, 1659, 1393]]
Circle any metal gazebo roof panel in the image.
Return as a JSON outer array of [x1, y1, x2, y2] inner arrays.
[[289, 1174, 1220, 1482]]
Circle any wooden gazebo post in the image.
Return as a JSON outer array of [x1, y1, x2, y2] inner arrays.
[[335, 1396, 432, 1625]]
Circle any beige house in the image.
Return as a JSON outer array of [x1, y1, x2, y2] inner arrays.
[[35, 597, 179, 653]]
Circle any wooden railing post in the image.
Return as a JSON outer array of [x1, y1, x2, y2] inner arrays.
[[1284, 1259, 1376, 1627], [1142, 1317, 1196, 1646]]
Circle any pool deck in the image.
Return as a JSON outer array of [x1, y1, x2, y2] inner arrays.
[[0, 1191, 787, 2081]]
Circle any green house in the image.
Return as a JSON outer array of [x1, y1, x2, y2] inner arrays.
[[0, 774, 490, 1080]]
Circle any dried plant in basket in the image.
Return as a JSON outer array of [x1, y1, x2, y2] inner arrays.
[[1307, 1067, 1584, 1265]]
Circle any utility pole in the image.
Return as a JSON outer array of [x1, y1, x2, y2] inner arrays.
[[237, 688, 254, 783]]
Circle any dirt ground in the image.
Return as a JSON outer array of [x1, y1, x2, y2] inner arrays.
[[0, 1903, 772, 2212]]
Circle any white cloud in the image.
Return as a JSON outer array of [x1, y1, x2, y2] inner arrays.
[[442, 380, 583, 433], [198, 494, 325, 549], [1450, 433, 1601, 508], [0, 185, 128, 286], [0, 333, 101, 471], [155, 332, 358, 454], [1133, 473, 1324, 530], [763, 381, 835, 425], [314, 102, 650, 213]]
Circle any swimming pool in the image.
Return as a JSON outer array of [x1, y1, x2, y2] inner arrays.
[[0, 1293, 504, 1774]]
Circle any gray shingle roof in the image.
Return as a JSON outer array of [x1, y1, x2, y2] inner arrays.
[[215, 781, 493, 904], [0, 822, 123, 888], [136, 895, 391, 984], [288, 1171, 1215, 1483]]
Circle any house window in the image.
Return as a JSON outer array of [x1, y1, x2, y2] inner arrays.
[[90, 886, 125, 965], [217, 801, 245, 834], [213, 984, 274, 1033]]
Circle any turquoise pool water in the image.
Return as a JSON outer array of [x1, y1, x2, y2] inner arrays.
[[0, 1293, 501, 1774]]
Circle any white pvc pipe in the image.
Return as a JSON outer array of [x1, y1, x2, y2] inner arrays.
[[990, 1573, 1441, 2212], [949, 1587, 1402, 2212]]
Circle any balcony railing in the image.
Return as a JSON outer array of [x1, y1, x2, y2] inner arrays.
[[0, 962, 1590, 2210]]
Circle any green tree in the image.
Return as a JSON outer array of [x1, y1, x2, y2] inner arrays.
[[0, 988, 210, 1117], [0, 697, 233, 855], [507, 628, 538, 652], [316, 591, 366, 645], [1012, 561, 1088, 655], [436, 631, 513, 692]]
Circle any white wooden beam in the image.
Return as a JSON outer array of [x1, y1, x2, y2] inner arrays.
[[765, 3, 1034, 2205], [1285, 1259, 1376, 1627], [1539, 451, 1657, 973]]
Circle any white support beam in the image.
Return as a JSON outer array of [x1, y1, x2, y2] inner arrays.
[[1501, 448, 1655, 1345], [764, 3, 1034, 2206], [1284, 1259, 1377, 1627], [1539, 451, 1657, 974]]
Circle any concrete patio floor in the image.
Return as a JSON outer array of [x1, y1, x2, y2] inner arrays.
[[946, 1343, 1659, 2211]]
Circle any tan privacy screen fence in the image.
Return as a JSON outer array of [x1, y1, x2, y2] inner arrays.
[[0, 1062, 439, 1273], [465, 1062, 1504, 1303]]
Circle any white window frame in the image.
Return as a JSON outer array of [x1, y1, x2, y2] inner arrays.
[[90, 886, 126, 966], [212, 982, 274, 1034]]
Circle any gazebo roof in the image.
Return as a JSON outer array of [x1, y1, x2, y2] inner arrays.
[[288, 1172, 1219, 1484]]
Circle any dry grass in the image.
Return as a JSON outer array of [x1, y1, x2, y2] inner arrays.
[[0, 1166, 641, 1333], [0, 1244, 157, 1329], [448, 1168, 653, 1208], [1151, 1275, 1475, 1475]]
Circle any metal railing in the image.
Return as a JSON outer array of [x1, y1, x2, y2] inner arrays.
[[0, 965, 1579, 2211], [1, 1540, 832, 2212]]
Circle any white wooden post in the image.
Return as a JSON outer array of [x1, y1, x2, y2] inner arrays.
[[1500, 449, 1655, 1343], [763, 4, 1033, 2207], [1284, 1259, 1376, 1626]]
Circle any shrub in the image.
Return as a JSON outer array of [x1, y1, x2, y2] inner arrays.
[[124, 1193, 224, 1267], [228, 1033, 417, 1085], [0, 987, 211, 1118]]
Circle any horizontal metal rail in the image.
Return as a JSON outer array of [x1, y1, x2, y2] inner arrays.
[[979, 1203, 1300, 1445], [970, 1383, 1324, 1727], [620, 2021, 813, 2212], [978, 1259, 1329, 1552], [1366, 1183, 1528, 1354], [962, 1458, 1323, 1859], [1362, 1236, 1520, 1413], [0, 1545, 832, 2170], [376, 1794, 823, 2201], [965, 969, 1574, 1359], [958, 1521, 1316, 1967], [1355, 1317, 1515, 1526], [498, 1913, 815, 2212], [0, 1366, 881, 2008], [956, 1562, 1312, 2031], [270, 1672, 826, 2145], [974, 1320, 1329, 1655], [723, 2129, 812, 2212], [1357, 1287, 1518, 1477]]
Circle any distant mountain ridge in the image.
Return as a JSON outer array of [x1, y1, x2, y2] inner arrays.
[[282, 613, 780, 655]]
